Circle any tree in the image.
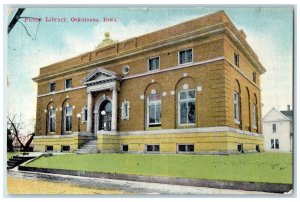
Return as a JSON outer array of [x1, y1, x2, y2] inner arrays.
[[7, 114, 35, 152]]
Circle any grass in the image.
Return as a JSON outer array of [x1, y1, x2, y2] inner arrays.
[[25, 153, 292, 184], [7, 152, 21, 160]]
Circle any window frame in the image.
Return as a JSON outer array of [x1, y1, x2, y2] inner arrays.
[[233, 91, 240, 125], [49, 82, 56, 93], [121, 100, 130, 120], [65, 78, 72, 90], [271, 138, 280, 149], [147, 94, 162, 127], [64, 106, 73, 132], [178, 48, 193, 65], [253, 72, 257, 83], [48, 108, 56, 133], [177, 144, 195, 153], [253, 103, 258, 129], [234, 52, 239, 67], [145, 144, 160, 153], [45, 145, 53, 152], [148, 56, 160, 71], [81, 106, 88, 123], [178, 89, 196, 126], [61, 145, 70, 152], [272, 123, 277, 133], [121, 144, 129, 152]]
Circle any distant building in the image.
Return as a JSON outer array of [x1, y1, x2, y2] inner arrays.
[[263, 106, 293, 152]]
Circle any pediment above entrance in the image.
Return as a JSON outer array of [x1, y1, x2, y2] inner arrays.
[[82, 67, 122, 86]]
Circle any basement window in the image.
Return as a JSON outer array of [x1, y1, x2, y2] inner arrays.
[[122, 144, 128, 152], [45, 145, 53, 152], [61, 145, 70, 152], [256, 145, 260, 152], [177, 144, 194, 153], [146, 144, 160, 153], [237, 144, 244, 153]]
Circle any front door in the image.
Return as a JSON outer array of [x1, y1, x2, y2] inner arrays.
[[99, 100, 112, 131]]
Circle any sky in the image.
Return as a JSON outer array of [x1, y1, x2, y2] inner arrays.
[[6, 7, 294, 133]]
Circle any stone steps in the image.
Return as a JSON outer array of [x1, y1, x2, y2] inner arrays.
[[7, 155, 35, 169], [76, 139, 98, 154]]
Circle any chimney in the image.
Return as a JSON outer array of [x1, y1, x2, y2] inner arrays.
[[287, 105, 290, 111]]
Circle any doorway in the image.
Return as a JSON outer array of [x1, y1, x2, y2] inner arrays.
[[99, 100, 112, 131]]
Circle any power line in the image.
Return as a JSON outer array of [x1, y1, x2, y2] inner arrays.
[[8, 8, 25, 34]]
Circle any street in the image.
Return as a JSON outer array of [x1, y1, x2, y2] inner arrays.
[[6, 170, 273, 195]]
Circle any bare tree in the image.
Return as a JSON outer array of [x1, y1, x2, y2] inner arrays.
[[7, 114, 35, 152]]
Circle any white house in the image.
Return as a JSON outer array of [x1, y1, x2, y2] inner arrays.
[[263, 106, 293, 152]]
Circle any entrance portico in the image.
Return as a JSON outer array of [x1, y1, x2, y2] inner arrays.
[[82, 67, 121, 134]]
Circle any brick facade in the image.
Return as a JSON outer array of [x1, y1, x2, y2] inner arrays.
[[33, 11, 266, 154]]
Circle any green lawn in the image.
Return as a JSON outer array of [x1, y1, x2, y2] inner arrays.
[[7, 152, 21, 159], [25, 153, 292, 184]]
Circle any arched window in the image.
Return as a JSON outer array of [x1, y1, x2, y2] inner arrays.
[[246, 87, 251, 131], [233, 80, 241, 125], [144, 82, 162, 128], [46, 102, 56, 134], [253, 94, 258, 129], [175, 77, 197, 126], [64, 103, 73, 132], [48, 106, 56, 132]]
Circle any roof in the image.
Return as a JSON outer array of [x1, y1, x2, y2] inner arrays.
[[280, 110, 294, 121], [263, 107, 291, 122]]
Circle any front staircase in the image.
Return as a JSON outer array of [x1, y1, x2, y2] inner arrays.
[[7, 154, 35, 169], [76, 139, 98, 154]]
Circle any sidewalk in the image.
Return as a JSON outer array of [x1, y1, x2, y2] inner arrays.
[[6, 170, 273, 195]]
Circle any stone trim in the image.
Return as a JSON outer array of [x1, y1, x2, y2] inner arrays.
[[95, 126, 262, 137], [34, 131, 93, 139], [37, 86, 86, 98], [36, 56, 260, 98]]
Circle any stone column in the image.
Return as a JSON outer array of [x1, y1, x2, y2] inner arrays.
[[111, 87, 117, 131], [87, 91, 93, 132]]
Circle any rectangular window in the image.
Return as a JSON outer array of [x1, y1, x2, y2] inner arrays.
[[253, 104, 257, 129], [65, 78, 72, 89], [65, 106, 72, 132], [61, 145, 70, 152], [84, 108, 88, 122], [237, 144, 243, 153], [177, 144, 194, 153], [179, 49, 193, 65], [234, 91, 240, 124], [148, 94, 161, 127], [272, 123, 276, 133], [45, 145, 53, 152], [49, 82, 55, 92], [121, 101, 130, 120], [253, 72, 257, 83], [122, 144, 128, 152], [148, 57, 160, 71], [179, 90, 196, 125], [146, 144, 160, 152], [271, 139, 279, 149], [49, 109, 56, 132], [234, 53, 239, 67]]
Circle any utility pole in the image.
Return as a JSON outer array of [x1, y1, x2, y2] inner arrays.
[[8, 8, 25, 34]]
